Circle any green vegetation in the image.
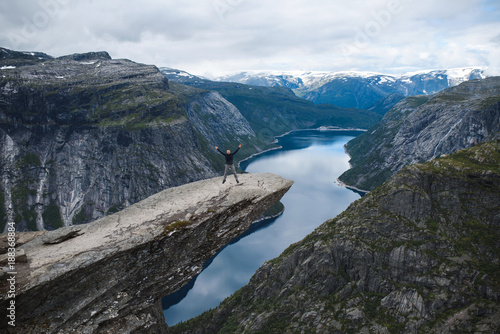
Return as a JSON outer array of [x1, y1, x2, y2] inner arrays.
[[9, 153, 44, 230], [0, 190, 7, 232], [106, 204, 121, 215], [18, 153, 42, 167], [163, 220, 191, 234], [430, 140, 500, 175], [479, 96, 500, 109], [42, 203, 64, 229], [11, 184, 37, 231], [84, 85, 185, 129], [404, 95, 430, 108], [72, 206, 89, 225]]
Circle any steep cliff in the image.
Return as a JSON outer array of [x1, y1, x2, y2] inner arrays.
[[0, 48, 259, 232], [339, 76, 500, 191], [0, 173, 293, 333], [171, 140, 500, 333]]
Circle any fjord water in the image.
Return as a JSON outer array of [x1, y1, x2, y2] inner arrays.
[[163, 130, 364, 326]]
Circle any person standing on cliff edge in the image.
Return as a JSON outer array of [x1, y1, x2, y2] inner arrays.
[[215, 144, 242, 184]]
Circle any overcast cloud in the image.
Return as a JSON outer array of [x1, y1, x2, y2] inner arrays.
[[1, 0, 499, 77]]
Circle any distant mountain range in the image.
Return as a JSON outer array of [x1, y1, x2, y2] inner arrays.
[[212, 68, 487, 110]]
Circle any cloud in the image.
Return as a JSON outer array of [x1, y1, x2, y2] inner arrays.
[[0, 0, 499, 76]]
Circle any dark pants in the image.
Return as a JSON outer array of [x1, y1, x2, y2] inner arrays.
[[223, 164, 239, 182]]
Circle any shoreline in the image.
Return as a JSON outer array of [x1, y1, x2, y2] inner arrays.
[[252, 206, 285, 224], [336, 178, 369, 195], [339, 140, 371, 194]]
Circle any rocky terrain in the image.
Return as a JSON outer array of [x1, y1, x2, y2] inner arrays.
[[0, 48, 263, 232], [171, 140, 500, 334], [0, 173, 293, 333], [339, 76, 500, 191]]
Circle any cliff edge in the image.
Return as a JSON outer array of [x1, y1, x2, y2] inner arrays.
[[0, 173, 293, 333]]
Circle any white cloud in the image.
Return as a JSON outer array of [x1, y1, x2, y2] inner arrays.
[[0, 0, 499, 76]]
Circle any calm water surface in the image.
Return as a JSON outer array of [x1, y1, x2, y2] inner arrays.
[[163, 130, 363, 325]]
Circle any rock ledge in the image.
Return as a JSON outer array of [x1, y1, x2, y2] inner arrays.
[[1, 173, 293, 333]]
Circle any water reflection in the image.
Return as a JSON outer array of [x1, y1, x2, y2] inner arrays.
[[163, 130, 363, 326]]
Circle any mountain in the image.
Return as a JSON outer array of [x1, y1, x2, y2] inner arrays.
[[213, 70, 304, 89], [215, 68, 486, 110], [162, 68, 382, 143], [0, 48, 262, 233], [338, 76, 500, 191], [170, 139, 500, 334], [0, 173, 293, 333]]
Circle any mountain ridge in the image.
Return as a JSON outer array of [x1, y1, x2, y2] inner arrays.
[[338, 76, 500, 191]]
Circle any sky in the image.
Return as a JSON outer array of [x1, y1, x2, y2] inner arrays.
[[1, 0, 499, 78]]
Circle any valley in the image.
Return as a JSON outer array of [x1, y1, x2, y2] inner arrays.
[[1, 47, 499, 334]]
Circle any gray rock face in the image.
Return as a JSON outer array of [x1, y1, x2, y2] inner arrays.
[[185, 90, 256, 145], [171, 141, 500, 333], [0, 173, 293, 333], [0, 48, 260, 232], [339, 77, 500, 191]]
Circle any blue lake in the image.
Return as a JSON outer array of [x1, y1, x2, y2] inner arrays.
[[163, 129, 364, 326]]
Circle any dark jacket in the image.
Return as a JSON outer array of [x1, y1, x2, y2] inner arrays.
[[217, 147, 240, 165]]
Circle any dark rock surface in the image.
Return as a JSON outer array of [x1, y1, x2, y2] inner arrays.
[[0, 173, 293, 333]]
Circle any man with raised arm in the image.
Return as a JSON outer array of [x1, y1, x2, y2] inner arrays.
[[215, 144, 242, 184]]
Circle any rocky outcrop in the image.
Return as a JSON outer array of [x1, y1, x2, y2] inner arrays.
[[339, 76, 500, 191], [171, 140, 500, 333], [0, 48, 260, 232], [0, 173, 293, 333]]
